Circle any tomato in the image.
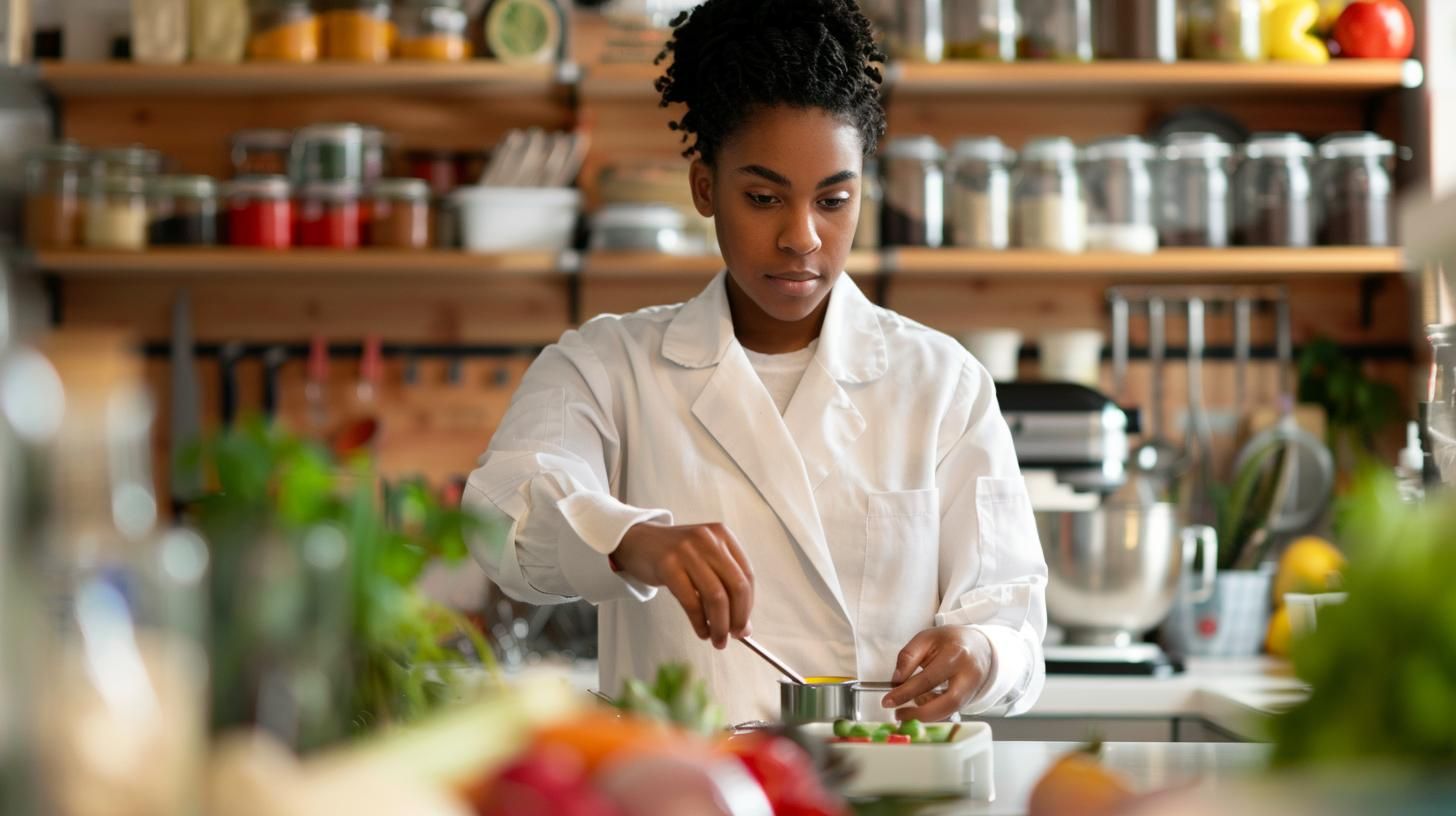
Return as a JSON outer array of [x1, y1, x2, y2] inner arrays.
[[886, 734, 912, 745], [1331, 0, 1414, 59], [723, 733, 847, 816]]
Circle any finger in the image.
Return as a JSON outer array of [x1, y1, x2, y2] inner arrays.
[[661, 569, 708, 641], [701, 530, 753, 638], [891, 629, 938, 685], [884, 652, 955, 709], [683, 548, 731, 649], [714, 524, 755, 585], [898, 671, 975, 723]]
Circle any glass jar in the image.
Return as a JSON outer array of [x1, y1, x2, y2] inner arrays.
[[1234, 133, 1314, 247], [92, 146, 164, 183], [1013, 137, 1086, 252], [190, 0, 248, 62], [149, 175, 220, 246], [881, 136, 946, 248], [1081, 136, 1158, 253], [249, 0, 321, 62], [131, 0, 188, 64], [946, 136, 1014, 250], [361, 126, 387, 185], [230, 129, 294, 178], [297, 181, 362, 249], [1188, 0, 1262, 62], [1155, 132, 1233, 247], [85, 176, 149, 250], [368, 178, 431, 249], [1315, 132, 1397, 247], [226, 175, 293, 249], [406, 149, 462, 197], [946, 0, 1016, 61], [1018, 0, 1093, 62], [894, 0, 945, 63], [24, 143, 89, 250], [323, 0, 396, 62], [290, 123, 366, 184], [395, 0, 471, 61], [853, 158, 882, 251], [1094, 0, 1180, 62]]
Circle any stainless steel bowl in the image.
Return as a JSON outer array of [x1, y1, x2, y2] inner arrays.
[[1036, 502, 1216, 646], [779, 679, 855, 723]]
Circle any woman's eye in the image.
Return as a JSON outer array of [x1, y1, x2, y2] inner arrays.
[[747, 193, 779, 207], [819, 197, 850, 210]]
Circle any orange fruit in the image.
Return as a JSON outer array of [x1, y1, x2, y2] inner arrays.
[[1028, 749, 1134, 816]]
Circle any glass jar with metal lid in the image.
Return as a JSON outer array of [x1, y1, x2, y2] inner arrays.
[[225, 175, 293, 249], [92, 146, 164, 183], [1013, 137, 1086, 252], [1018, 0, 1093, 62], [1155, 133, 1233, 248], [249, 0, 322, 62], [881, 136, 946, 248], [946, 0, 1017, 61], [1315, 132, 1398, 247], [853, 158, 883, 251], [894, 0, 946, 63], [395, 0, 471, 61], [946, 136, 1014, 250], [230, 129, 294, 178], [148, 175, 220, 246], [1234, 133, 1314, 247], [297, 180, 362, 249], [1081, 136, 1158, 253], [85, 176, 149, 251], [24, 142, 90, 250], [290, 123, 367, 185], [368, 178, 432, 249], [322, 0, 396, 62]]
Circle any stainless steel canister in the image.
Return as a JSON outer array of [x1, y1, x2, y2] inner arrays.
[[779, 679, 855, 724]]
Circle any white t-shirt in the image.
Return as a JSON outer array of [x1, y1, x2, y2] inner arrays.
[[742, 340, 820, 415]]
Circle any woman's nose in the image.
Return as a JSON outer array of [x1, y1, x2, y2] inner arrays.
[[777, 206, 822, 256]]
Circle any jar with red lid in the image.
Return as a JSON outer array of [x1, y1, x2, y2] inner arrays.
[[226, 175, 293, 249], [297, 181, 362, 249]]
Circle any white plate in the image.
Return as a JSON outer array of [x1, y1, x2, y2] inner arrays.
[[801, 721, 995, 800]]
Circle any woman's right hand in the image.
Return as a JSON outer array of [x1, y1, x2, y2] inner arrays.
[[612, 521, 755, 649]]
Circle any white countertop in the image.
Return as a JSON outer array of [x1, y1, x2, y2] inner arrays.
[[1024, 658, 1308, 739], [922, 740, 1271, 816]]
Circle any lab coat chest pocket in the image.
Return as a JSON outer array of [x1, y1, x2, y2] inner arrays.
[[859, 488, 941, 646]]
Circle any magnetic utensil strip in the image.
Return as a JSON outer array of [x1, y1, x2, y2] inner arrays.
[[141, 342, 549, 360]]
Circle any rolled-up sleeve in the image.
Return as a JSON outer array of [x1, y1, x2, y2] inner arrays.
[[464, 329, 669, 606], [934, 361, 1048, 717]]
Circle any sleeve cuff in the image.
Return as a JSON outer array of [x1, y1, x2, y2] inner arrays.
[[555, 491, 672, 604], [961, 624, 1032, 717]]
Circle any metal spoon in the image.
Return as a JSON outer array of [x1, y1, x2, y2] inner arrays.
[[737, 635, 807, 685]]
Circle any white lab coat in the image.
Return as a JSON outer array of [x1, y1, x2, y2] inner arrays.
[[466, 271, 1047, 723]]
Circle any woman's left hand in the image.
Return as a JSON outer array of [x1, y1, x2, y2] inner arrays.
[[881, 626, 994, 722]]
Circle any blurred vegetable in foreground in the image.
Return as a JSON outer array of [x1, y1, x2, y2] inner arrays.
[[1270, 472, 1456, 767]]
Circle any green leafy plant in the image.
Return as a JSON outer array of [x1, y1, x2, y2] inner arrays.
[[616, 664, 725, 737], [1269, 471, 1456, 768], [186, 418, 507, 751], [1297, 337, 1402, 460]]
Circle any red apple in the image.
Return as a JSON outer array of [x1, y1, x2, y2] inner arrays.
[[1332, 0, 1415, 59]]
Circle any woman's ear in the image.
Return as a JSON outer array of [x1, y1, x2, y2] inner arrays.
[[689, 159, 715, 217]]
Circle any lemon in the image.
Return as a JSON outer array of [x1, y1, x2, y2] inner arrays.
[[1274, 536, 1346, 604], [1266, 606, 1294, 657]]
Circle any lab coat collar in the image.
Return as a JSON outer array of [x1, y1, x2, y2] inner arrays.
[[662, 270, 888, 384]]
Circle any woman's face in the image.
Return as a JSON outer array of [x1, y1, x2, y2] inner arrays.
[[690, 106, 864, 324]]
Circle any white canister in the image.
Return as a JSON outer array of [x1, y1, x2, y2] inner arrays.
[[960, 329, 1023, 382], [1039, 329, 1104, 386]]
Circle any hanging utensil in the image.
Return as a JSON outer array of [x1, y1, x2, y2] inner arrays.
[[738, 635, 807, 685], [169, 291, 202, 511], [218, 341, 245, 428], [1184, 297, 1216, 525], [1130, 297, 1184, 504], [262, 345, 288, 423], [1110, 292, 1130, 400], [1233, 297, 1251, 422]]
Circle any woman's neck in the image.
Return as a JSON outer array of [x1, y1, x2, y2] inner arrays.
[[725, 275, 829, 354]]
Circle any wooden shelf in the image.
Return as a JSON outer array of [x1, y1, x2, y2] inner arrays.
[[582, 250, 880, 278], [889, 247, 1408, 278], [888, 59, 1422, 97], [37, 60, 575, 97], [35, 249, 567, 278], [583, 59, 1422, 100]]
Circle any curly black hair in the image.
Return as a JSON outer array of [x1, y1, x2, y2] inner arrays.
[[654, 0, 887, 165]]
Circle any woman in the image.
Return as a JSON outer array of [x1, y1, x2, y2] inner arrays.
[[467, 0, 1047, 724]]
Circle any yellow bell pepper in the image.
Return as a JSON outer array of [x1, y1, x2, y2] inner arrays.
[[1265, 0, 1331, 63]]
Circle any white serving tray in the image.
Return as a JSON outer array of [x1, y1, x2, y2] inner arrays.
[[801, 721, 995, 800]]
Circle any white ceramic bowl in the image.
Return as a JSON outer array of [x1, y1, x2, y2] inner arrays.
[[451, 186, 580, 252]]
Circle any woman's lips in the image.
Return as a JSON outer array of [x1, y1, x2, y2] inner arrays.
[[764, 272, 822, 297]]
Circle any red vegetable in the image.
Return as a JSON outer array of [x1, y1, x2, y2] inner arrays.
[[723, 733, 847, 816], [886, 734, 912, 745], [1332, 0, 1414, 59], [467, 744, 622, 816]]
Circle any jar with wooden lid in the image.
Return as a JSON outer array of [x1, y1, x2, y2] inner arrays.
[[249, 0, 322, 62], [368, 178, 431, 249], [297, 181, 362, 249], [85, 176, 149, 251], [24, 142, 89, 250], [395, 0, 471, 61], [322, 0, 396, 62], [149, 175, 220, 246]]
